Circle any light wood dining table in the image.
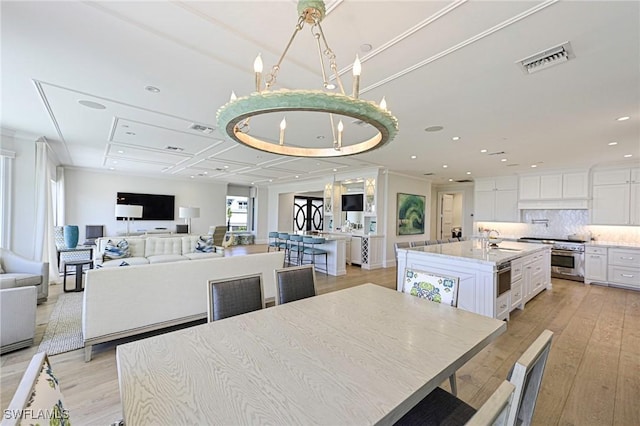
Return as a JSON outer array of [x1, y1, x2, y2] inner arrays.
[[116, 283, 506, 425]]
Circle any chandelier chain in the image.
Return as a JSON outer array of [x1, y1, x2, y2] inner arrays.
[[265, 14, 306, 90]]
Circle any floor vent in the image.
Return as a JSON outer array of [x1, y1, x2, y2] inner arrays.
[[516, 41, 574, 74]]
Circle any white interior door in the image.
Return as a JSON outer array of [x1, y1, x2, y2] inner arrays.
[[441, 194, 454, 239]]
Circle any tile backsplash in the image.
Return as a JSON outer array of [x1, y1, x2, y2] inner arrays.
[[476, 209, 640, 244]]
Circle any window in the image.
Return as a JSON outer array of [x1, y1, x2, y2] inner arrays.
[[226, 196, 249, 231], [0, 152, 14, 248]]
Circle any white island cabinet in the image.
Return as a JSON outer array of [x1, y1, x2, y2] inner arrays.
[[396, 241, 551, 320]]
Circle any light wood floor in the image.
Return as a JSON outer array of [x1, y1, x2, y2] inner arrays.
[[1, 244, 638, 425]]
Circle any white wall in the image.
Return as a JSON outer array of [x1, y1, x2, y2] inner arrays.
[[4, 133, 37, 257], [64, 168, 228, 239], [385, 172, 432, 266]]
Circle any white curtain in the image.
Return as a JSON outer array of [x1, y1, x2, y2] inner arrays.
[[33, 140, 60, 284], [0, 151, 14, 249]]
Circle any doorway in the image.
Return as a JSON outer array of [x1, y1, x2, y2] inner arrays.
[[437, 191, 464, 240]]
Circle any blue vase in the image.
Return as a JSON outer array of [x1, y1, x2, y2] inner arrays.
[[64, 225, 79, 249]]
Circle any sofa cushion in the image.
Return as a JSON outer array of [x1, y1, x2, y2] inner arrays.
[[104, 240, 130, 260], [184, 252, 222, 260], [100, 257, 150, 268], [147, 254, 188, 264], [0, 273, 42, 288], [145, 238, 183, 257]]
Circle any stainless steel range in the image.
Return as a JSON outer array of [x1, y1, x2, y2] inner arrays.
[[519, 237, 586, 282]]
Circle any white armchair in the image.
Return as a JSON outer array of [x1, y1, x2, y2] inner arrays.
[[0, 286, 37, 354], [0, 249, 49, 303]]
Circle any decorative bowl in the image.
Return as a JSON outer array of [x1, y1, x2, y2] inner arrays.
[[488, 237, 503, 245]]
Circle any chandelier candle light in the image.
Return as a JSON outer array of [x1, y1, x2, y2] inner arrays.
[[216, 0, 398, 158]]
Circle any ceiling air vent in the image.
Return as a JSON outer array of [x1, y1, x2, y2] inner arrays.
[[165, 146, 184, 152], [189, 123, 215, 134], [455, 179, 473, 183], [423, 173, 435, 176], [516, 41, 575, 74]]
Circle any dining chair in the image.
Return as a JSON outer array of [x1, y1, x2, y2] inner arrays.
[[274, 264, 316, 305], [410, 240, 426, 248], [394, 380, 516, 426], [448, 237, 460, 243], [207, 273, 264, 321], [394, 242, 411, 252], [403, 268, 460, 394], [426, 240, 439, 245], [393, 329, 553, 426]]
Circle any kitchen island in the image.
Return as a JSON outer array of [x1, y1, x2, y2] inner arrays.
[[396, 240, 551, 320]]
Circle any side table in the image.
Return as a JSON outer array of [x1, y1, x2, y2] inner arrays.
[[63, 259, 94, 292]]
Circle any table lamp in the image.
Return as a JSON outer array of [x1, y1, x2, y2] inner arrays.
[[179, 207, 200, 234], [115, 204, 143, 236]]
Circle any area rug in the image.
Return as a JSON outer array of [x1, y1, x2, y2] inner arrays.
[[37, 291, 84, 356]]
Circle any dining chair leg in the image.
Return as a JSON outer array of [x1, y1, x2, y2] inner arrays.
[[449, 373, 457, 396]]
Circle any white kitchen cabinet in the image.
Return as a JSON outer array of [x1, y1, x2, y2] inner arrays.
[[518, 171, 587, 201], [522, 250, 546, 303], [345, 237, 351, 264], [591, 167, 640, 225], [563, 172, 589, 198], [585, 246, 607, 284], [510, 280, 523, 311], [350, 236, 362, 265], [495, 292, 510, 321], [474, 176, 519, 222], [608, 248, 640, 290]]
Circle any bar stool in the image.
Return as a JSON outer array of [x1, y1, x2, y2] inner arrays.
[[267, 232, 280, 252], [301, 236, 328, 275], [288, 235, 304, 265], [278, 233, 291, 259]]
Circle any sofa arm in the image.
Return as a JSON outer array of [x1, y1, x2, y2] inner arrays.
[[0, 286, 37, 352], [1, 250, 47, 278]]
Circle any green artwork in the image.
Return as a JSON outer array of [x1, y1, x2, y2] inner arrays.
[[397, 193, 425, 235]]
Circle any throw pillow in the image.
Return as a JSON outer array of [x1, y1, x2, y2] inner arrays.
[[24, 355, 71, 425], [195, 236, 214, 253], [119, 261, 130, 267], [103, 239, 131, 260]]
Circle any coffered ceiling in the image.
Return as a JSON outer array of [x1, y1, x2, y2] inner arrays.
[[2, 1, 639, 186]]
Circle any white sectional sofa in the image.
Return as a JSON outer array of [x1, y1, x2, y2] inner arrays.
[[82, 251, 285, 361], [94, 235, 224, 268]]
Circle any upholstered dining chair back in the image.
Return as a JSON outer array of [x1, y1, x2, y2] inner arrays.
[[402, 268, 460, 307], [506, 329, 554, 426], [4, 352, 71, 426], [409, 240, 426, 248], [210, 226, 227, 247], [274, 264, 316, 305], [207, 273, 264, 321]]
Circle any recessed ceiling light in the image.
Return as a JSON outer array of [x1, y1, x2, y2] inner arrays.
[[410, 155, 417, 159], [624, 154, 633, 158], [190, 176, 195, 179], [78, 100, 106, 110], [466, 171, 471, 175], [332, 168, 337, 172], [112, 160, 118, 164], [295, 175, 299, 178], [109, 167, 115, 171], [608, 142, 618, 146], [203, 171, 208, 175], [480, 149, 488, 153], [125, 131, 136, 136], [442, 164, 448, 168], [269, 179, 273, 182], [425, 126, 444, 132], [145, 85, 161, 93], [117, 150, 124, 154], [448, 178, 453, 182], [452, 136, 460, 141], [531, 164, 538, 168], [251, 182, 255, 185], [223, 165, 229, 169], [501, 158, 507, 162], [617, 116, 630, 121]]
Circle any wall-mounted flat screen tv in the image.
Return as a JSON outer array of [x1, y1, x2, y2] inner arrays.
[[116, 192, 175, 221], [341, 194, 363, 212]]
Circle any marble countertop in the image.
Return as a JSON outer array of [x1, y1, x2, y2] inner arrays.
[[401, 240, 548, 266], [586, 241, 640, 249]]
